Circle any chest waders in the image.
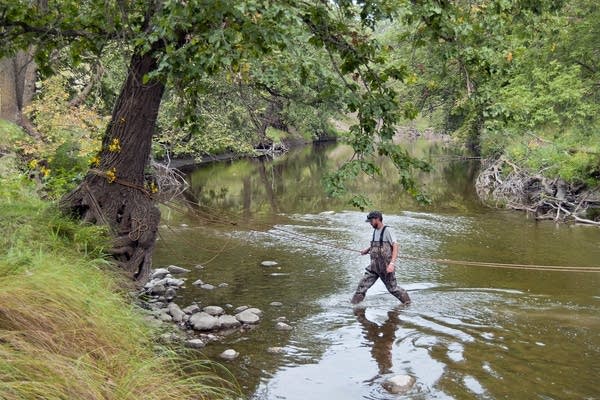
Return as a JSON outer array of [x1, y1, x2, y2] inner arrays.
[[351, 226, 411, 305]]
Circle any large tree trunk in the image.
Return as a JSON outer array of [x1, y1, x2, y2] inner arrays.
[[0, 49, 39, 138], [60, 48, 165, 285]]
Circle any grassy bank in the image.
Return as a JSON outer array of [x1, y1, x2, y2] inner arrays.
[[0, 155, 236, 399]]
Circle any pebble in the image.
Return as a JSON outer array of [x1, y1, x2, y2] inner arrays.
[[261, 261, 278, 267], [270, 301, 283, 307], [218, 282, 229, 288], [192, 279, 204, 286], [200, 284, 215, 290]]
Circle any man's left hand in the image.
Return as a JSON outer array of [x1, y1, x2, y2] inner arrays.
[[386, 263, 395, 273]]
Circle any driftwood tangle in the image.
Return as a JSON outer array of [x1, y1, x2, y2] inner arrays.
[[476, 157, 600, 226]]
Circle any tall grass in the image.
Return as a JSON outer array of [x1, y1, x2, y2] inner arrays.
[[0, 160, 238, 399]]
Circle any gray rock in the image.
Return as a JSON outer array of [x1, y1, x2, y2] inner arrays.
[[164, 287, 176, 300], [192, 279, 204, 286], [275, 316, 288, 322], [182, 304, 201, 315], [225, 304, 233, 309], [200, 284, 215, 290], [220, 349, 239, 360], [151, 278, 169, 287], [166, 278, 185, 287], [218, 314, 242, 329], [246, 307, 263, 317], [186, 339, 206, 349], [194, 264, 205, 270], [167, 303, 185, 322], [189, 312, 220, 331], [203, 305, 224, 316], [275, 322, 292, 331], [218, 282, 229, 288], [234, 305, 249, 314], [270, 301, 283, 307], [261, 260, 278, 267], [151, 268, 170, 279], [236, 309, 260, 324], [167, 265, 191, 274], [158, 312, 172, 322], [150, 284, 166, 296], [382, 375, 416, 395]]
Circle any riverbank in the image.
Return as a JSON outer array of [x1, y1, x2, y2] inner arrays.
[[0, 154, 236, 399], [476, 156, 600, 226]]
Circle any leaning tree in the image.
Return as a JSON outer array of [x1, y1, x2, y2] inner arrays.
[[1, 0, 430, 284]]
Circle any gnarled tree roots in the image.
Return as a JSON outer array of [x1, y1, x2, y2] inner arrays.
[[60, 175, 160, 285]]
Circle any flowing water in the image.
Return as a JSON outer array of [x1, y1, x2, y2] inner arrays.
[[154, 141, 600, 400]]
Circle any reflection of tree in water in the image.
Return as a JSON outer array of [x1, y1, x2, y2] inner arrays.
[[354, 307, 402, 376]]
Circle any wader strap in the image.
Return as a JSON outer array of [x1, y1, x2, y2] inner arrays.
[[371, 226, 387, 247]]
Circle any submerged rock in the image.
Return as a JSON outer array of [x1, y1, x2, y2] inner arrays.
[[182, 304, 200, 315], [261, 260, 278, 267], [218, 314, 242, 329], [167, 265, 190, 274], [267, 347, 285, 354], [270, 301, 283, 307], [234, 305, 249, 314], [246, 307, 263, 317], [203, 305, 224, 316], [189, 312, 220, 331], [275, 322, 292, 331], [192, 279, 204, 286], [220, 349, 239, 360], [382, 374, 416, 394], [236, 309, 260, 324], [200, 283, 215, 290], [186, 338, 205, 349]]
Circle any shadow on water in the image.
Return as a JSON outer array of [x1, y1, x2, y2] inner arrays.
[[154, 140, 600, 399]]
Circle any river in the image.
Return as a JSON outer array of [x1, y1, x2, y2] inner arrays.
[[154, 140, 600, 400]]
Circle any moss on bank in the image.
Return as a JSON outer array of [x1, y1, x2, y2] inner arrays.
[[0, 154, 236, 398]]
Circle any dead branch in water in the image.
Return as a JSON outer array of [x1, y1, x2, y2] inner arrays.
[[476, 157, 600, 226]]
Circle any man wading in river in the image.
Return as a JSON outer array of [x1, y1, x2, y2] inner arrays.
[[351, 211, 411, 305]]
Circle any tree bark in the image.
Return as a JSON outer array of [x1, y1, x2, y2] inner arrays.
[[0, 49, 39, 138], [60, 46, 165, 285]]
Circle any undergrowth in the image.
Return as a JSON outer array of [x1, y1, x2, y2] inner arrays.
[[0, 155, 237, 399]]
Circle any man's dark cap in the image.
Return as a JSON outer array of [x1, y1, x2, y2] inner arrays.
[[365, 211, 382, 222]]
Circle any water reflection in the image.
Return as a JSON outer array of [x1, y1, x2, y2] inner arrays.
[[354, 306, 403, 376], [182, 140, 485, 217]]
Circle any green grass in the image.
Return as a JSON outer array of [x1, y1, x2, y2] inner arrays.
[[0, 158, 238, 399]]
